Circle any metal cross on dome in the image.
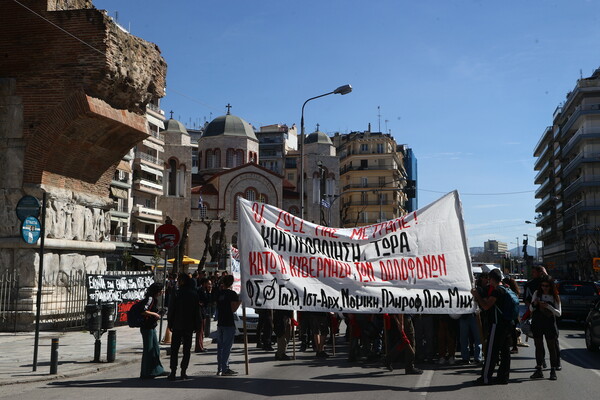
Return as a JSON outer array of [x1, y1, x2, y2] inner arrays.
[[226, 103, 232, 115]]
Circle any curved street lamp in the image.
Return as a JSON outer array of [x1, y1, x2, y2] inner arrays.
[[300, 85, 352, 219]]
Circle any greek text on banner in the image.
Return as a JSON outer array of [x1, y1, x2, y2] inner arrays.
[[238, 191, 476, 314]]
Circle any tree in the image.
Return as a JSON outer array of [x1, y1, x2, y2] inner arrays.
[[198, 218, 213, 271]]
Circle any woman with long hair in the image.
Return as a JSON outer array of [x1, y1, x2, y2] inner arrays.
[[139, 282, 167, 379], [529, 275, 561, 380]]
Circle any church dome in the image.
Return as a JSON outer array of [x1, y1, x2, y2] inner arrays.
[[203, 113, 257, 140], [163, 118, 189, 135], [305, 130, 332, 145]]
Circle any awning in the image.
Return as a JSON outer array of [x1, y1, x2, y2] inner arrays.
[[117, 160, 132, 173], [110, 187, 129, 199], [146, 114, 165, 129], [134, 215, 160, 225], [140, 163, 164, 177], [132, 255, 172, 267]]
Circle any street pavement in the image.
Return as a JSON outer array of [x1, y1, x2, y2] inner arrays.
[[0, 321, 213, 386], [1, 319, 599, 399]]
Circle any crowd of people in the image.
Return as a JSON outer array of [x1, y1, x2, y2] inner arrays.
[[135, 265, 562, 384]]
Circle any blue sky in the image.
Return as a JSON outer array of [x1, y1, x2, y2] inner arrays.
[[93, 0, 600, 249]]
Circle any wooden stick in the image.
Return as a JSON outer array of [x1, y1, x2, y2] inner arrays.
[[242, 307, 249, 375], [292, 311, 297, 360]]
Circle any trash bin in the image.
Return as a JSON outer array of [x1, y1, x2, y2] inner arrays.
[[101, 303, 116, 330], [85, 304, 102, 332]]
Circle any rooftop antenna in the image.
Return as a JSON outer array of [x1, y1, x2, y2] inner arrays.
[[385, 119, 389, 133], [580, 69, 583, 79], [377, 106, 381, 132]]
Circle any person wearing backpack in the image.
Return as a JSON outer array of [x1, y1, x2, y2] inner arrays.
[[529, 275, 561, 381], [139, 282, 168, 379], [470, 269, 514, 385]]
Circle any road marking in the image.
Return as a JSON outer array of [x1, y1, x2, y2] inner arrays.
[[559, 339, 600, 377], [413, 369, 434, 396]]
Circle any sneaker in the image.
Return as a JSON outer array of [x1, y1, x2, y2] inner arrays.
[[406, 367, 423, 375], [222, 369, 238, 376], [216, 371, 222, 376], [180, 372, 189, 380], [437, 357, 447, 365], [542, 361, 547, 369], [556, 364, 562, 371], [447, 356, 456, 365], [530, 368, 544, 379], [167, 372, 177, 381], [549, 368, 557, 381]]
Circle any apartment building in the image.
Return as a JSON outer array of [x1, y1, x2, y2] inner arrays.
[[332, 129, 408, 227], [534, 68, 600, 279], [257, 124, 297, 175]]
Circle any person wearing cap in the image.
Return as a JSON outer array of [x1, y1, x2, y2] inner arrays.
[[471, 269, 513, 385]]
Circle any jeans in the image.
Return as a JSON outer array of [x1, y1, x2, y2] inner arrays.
[[140, 327, 165, 378], [217, 326, 236, 372], [459, 314, 482, 362]]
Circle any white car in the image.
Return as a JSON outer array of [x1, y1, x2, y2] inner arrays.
[[233, 307, 259, 336]]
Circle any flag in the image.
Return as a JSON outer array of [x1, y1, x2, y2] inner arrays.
[[321, 198, 330, 208], [198, 196, 203, 208]]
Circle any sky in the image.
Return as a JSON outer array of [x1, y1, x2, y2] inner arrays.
[[91, 0, 600, 250]]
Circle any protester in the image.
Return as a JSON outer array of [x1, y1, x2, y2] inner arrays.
[[529, 275, 561, 380], [195, 277, 213, 352], [167, 273, 202, 380], [139, 282, 168, 379], [308, 312, 331, 358], [503, 277, 522, 354], [458, 311, 482, 365], [256, 309, 274, 351], [471, 269, 513, 385], [273, 309, 293, 360], [384, 314, 423, 375], [413, 314, 435, 364], [436, 314, 457, 365], [216, 275, 241, 376]]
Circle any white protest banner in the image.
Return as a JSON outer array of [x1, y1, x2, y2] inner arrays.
[[230, 245, 241, 293], [238, 191, 475, 314]]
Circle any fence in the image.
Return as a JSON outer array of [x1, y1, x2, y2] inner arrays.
[[0, 271, 19, 332], [0, 269, 155, 332]]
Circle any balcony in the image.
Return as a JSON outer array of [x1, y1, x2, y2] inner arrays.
[[343, 183, 404, 191], [134, 152, 163, 167], [133, 179, 164, 195], [534, 145, 552, 170], [341, 165, 402, 174], [535, 193, 553, 212], [343, 200, 398, 207], [559, 103, 600, 138], [534, 126, 553, 157], [535, 210, 552, 225], [111, 179, 131, 190], [561, 126, 600, 156], [562, 152, 600, 177], [131, 232, 155, 241], [534, 177, 552, 198], [133, 205, 163, 221], [534, 160, 551, 184], [537, 226, 553, 240], [563, 174, 600, 198], [109, 235, 130, 244]]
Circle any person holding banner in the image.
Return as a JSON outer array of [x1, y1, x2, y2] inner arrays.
[[384, 314, 423, 375], [273, 309, 293, 360], [216, 275, 241, 376], [471, 269, 513, 385]]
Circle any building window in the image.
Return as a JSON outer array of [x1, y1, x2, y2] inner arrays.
[[226, 149, 235, 168], [168, 159, 177, 196], [236, 150, 244, 166], [245, 189, 256, 201], [199, 204, 207, 219], [377, 143, 384, 154], [361, 144, 369, 152], [361, 192, 368, 205], [259, 194, 268, 204], [206, 150, 213, 168], [361, 177, 368, 187], [379, 176, 386, 186]]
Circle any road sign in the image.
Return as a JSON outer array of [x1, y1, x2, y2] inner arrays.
[[154, 224, 180, 250], [16, 195, 41, 222], [594, 258, 600, 271], [21, 216, 41, 244]]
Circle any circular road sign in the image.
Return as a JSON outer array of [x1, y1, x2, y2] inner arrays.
[[16, 195, 41, 222], [154, 224, 181, 250], [21, 216, 41, 244]]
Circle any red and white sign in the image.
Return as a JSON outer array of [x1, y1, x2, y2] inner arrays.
[[154, 224, 180, 250]]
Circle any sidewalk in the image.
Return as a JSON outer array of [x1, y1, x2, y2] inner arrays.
[[0, 324, 213, 386]]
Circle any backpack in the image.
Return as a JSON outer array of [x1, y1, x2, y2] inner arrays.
[[496, 286, 520, 322], [127, 299, 146, 328]]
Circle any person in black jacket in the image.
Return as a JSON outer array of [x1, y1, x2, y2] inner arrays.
[[167, 273, 202, 380]]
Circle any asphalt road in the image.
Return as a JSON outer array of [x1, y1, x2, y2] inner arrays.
[[2, 321, 599, 400]]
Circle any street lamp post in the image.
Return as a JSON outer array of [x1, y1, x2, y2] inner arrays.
[[300, 84, 352, 219], [525, 220, 539, 262]]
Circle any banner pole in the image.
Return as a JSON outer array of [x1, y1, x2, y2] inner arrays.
[[292, 311, 296, 360], [242, 306, 249, 375], [158, 249, 167, 343], [331, 315, 336, 356]]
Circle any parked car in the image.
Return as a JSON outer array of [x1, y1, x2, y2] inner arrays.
[[557, 280, 600, 322], [585, 298, 600, 352], [233, 306, 259, 336]]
